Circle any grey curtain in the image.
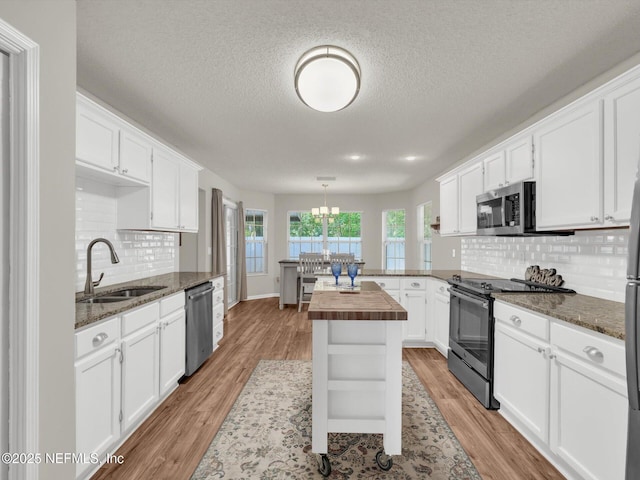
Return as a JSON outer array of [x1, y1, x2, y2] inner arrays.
[[212, 188, 228, 314], [237, 201, 248, 302]]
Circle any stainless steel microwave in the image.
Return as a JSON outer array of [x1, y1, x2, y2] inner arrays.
[[476, 181, 536, 235]]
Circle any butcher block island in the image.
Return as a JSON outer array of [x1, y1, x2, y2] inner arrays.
[[308, 281, 407, 476]]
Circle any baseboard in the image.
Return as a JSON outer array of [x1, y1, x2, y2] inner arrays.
[[246, 293, 279, 301]]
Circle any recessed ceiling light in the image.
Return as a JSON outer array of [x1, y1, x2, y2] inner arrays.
[[349, 155, 361, 160], [405, 156, 417, 161]]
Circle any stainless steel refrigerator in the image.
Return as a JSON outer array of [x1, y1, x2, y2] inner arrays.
[[626, 160, 640, 479]]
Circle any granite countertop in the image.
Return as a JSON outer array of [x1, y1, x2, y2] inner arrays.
[[75, 272, 224, 330], [494, 292, 625, 340], [308, 281, 408, 321]]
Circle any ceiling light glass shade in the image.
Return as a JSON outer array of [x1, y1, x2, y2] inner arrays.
[[295, 45, 361, 112], [312, 208, 320, 216], [331, 207, 340, 215]]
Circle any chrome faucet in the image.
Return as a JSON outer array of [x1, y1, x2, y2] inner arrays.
[[84, 238, 120, 295]]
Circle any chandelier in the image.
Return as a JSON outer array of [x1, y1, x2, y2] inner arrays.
[[312, 184, 339, 219], [294, 45, 361, 113]]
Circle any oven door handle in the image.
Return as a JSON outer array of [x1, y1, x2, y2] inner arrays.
[[501, 196, 507, 227], [448, 288, 489, 309]]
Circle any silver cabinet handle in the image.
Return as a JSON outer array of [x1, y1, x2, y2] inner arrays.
[[510, 315, 521, 326], [411, 282, 421, 288], [121, 168, 128, 174], [439, 286, 445, 292], [379, 282, 386, 287], [498, 183, 504, 187], [605, 214, 614, 221], [537, 347, 545, 353], [505, 181, 510, 185], [583, 346, 604, 361], [92, 332, 108, 347], [590, 216, 599, 222]]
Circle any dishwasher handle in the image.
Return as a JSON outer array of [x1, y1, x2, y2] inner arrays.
[[187, 287, 214, 301]]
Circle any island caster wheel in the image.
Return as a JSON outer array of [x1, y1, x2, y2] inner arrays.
[[317, 454, 331, 477], [375, 449, 393, 471]]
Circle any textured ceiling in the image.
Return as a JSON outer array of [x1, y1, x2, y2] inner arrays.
[[77, 0, 640, 194]]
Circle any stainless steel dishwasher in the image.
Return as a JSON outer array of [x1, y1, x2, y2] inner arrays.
[[184, 281, 214, 376]]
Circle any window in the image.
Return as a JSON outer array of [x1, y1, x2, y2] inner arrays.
[[327, 212, 362, 258], [288, 211, 323, 257], [383, 209, 405, 270], [288, 211, 363, 258], [245, 209, 267, 274], [418, 202, 433, 270]]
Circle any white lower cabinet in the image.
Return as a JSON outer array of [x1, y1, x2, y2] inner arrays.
[[400, 278, 427, 345], [431, 280, 450, 357], [75, 291, 190, 479], [75, 317, 121, 479], [212, 274, 225, 350], [494, 301, 627, 480]]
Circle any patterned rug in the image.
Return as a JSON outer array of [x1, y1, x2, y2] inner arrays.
[[191, 360, 481, 479]]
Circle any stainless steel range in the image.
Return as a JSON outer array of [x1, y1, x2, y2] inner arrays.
[[447, 274, 575, 409]]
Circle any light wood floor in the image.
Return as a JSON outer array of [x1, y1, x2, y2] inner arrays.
[[91, 297, 564, 480]]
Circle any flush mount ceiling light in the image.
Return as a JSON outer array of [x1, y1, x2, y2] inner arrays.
[[294, 45, 361, 113]]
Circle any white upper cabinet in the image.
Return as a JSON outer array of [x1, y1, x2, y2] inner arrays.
[[458, 162, 483, 234], [151, 147, 180, 230], [482, 151, 506, 191], [534, 99, 603, 230], [77, 93, 152, 185], [438, 162, 483, 236], [482, 134, 534, 192], [178, 161, 199, 231], [76, 97, 120, 174], [603, 73, 640, 225], [439, 174, 459, 235], [119, 128, 152, 183]]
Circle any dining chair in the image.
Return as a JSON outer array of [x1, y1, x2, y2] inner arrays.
[[298, 253, 324, 312], [329, 253, 355, 274]]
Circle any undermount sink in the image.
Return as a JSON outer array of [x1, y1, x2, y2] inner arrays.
[[109, 286, 167, 297], [77, 285, 167, 304]]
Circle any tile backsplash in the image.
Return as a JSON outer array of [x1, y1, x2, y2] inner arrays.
[[75, 177, 179, 292], [461, 229, 629, 303]]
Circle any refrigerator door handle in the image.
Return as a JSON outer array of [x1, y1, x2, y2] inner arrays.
[[626, 282, 640, 410], [627, 165, 640, 279]]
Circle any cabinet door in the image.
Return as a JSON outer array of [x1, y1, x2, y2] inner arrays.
[[534, 100, 603, 229], [483, 151, 506, 191], [401, 291, 427, 342], [550, 351, 627, 480], [458, 163, 484, 234], [151, 149, 180, 230], [439, 175, 459, 235], [159, 310, 186, 396], [121, 322, 160, 432], [178, 162, 199, 231], [120, 128, 152, 184], [494, 322, 549, 443], [75, 346, 121, 478], [76, 101, 120, 172], [505, 134, 534, 184], [603, 76, 640, 224], [433, 290, 450, 357]]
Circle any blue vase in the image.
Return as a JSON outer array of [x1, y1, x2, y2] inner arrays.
[[331, 262, 341, 286], [347, 263, 358, 287]]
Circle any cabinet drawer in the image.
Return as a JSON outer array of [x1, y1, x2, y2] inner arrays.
[[213, 303, 224, 326], [368, 277, 400, 290], [160, 291, 184, 317], [551, 321, 625, 377], [75, 316, 120, 360], [122, 302, 159, 337], [213, 321, 224, 345], [212, 289, 224, 307], [401, 278, 426, 290], [211, 276, 225, 292], [494, 301, 549, 341]]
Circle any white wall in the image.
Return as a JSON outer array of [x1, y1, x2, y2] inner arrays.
[[0, 2, 77, 479], [76, 176, 179, 291]]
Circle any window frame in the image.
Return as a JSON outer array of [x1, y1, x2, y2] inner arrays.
[[417, 202, 433, 270], [382, 208, 406, 270], [287, 211, 323, 258], [245, 208, 268, 275]]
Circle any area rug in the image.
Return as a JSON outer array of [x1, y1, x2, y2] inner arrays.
[[191, 360, 481, 479]]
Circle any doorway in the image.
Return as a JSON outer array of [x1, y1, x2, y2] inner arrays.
[[224, 203, 238, 306], [0, 49, 8, 480]]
